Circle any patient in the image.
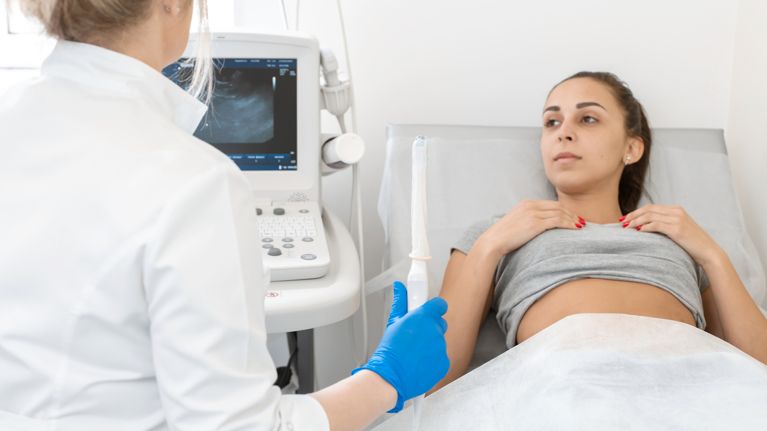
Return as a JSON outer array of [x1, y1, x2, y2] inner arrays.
[[433, 71, 767, 391]]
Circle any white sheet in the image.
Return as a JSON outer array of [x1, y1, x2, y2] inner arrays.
[[372, 314, 767, 431]]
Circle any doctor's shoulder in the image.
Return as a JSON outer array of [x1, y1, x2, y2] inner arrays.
[[0, 75, 51, 121], [126, 111, 245, 184]]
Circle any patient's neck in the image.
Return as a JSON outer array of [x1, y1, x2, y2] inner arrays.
[[556, 188, 624, 225]]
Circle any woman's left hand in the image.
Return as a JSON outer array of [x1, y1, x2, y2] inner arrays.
[[621, 204, 723, 267]]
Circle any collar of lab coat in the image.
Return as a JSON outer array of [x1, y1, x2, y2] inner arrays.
[[41, 40, 208, 134]]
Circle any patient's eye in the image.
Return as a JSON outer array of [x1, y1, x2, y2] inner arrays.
[[544, 118, 561, 128], [582, 115, 598, 124]]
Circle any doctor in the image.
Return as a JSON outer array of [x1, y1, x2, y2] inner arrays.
[[0, 0, 449, 430]]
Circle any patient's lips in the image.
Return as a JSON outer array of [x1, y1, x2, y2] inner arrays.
[[554, 152, 581, 162]]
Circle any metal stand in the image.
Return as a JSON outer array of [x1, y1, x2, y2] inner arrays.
[[288, 329, 315, 394], [266, 211, 360, 394]]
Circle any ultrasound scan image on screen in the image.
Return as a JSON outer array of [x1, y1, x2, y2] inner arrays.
[[197, 69, 275, 144], [163, 58, 298, 171]]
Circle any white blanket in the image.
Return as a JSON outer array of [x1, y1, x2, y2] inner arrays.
[[372, 314, 767, 431]]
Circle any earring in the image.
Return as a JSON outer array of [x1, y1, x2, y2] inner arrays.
[[624, 156, 632, 166]]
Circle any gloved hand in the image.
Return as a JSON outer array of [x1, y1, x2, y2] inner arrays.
[[353, 281, 450, 412]]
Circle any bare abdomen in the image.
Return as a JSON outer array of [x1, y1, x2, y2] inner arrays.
[[516, 278, 696, 344]]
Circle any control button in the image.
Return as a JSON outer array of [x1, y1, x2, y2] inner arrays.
[[284, 244, 295, 249], [302, 237, 314, 242], [262, 244, 273, 249], [262, 238, 273, 243], [301, 254, 317, 261], [282, 238, 293, 243], [268, 248, 283, 256], [299, 209, 309, 214], [256, 208, 263, 216], [273, 208, 286, 216]]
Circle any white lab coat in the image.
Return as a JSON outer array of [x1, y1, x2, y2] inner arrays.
[[0, 41, 329, 431]]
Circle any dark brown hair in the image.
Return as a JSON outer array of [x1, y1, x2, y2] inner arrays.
[[553, 71, 652, 214]]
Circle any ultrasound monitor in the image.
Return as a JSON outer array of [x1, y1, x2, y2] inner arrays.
[[164, 58, 298, 171], [164, 33, 321, 202]]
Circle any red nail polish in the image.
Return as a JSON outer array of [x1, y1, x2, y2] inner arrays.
[[576, 223, 583, 229], [619, 216, 626, 222], [578, 216, 585, 223], [622, 222, 629, 228], [636, 226, 642, 231]]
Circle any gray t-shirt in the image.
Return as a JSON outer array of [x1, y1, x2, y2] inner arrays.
[[454, 218, 709, 348]]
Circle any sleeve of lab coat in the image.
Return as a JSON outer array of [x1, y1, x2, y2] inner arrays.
[[142, 162, 330, 431]]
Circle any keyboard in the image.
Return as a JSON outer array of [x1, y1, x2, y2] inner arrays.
[[256, 201, 331, 282]]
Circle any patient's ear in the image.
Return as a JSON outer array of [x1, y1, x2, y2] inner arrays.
[[626, 136, 645, 164]]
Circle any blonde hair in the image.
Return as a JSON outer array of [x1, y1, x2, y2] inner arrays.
[[16, 0, 213, 103]]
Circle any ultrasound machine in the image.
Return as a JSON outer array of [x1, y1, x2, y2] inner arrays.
[[163, 33, 331, 282]]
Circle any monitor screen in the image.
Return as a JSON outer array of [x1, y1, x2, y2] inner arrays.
[[163, 58, 298, 171]]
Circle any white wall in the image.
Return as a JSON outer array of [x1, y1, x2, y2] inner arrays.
[[727, 0, 767, 275]]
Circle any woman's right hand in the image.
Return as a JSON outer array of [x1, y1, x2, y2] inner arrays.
[[353, 282, 449, 413], [477, 200, 583, 257]]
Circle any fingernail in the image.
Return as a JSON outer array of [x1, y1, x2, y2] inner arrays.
[[578, 216, 586, 224], [575, 223, 583, 229], [636, 226, 642, 231], [619, 216, 626, 222], [622, 222, 629, 228]]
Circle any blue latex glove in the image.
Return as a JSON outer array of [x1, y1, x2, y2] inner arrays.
[[353, 281, 450, 412]]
